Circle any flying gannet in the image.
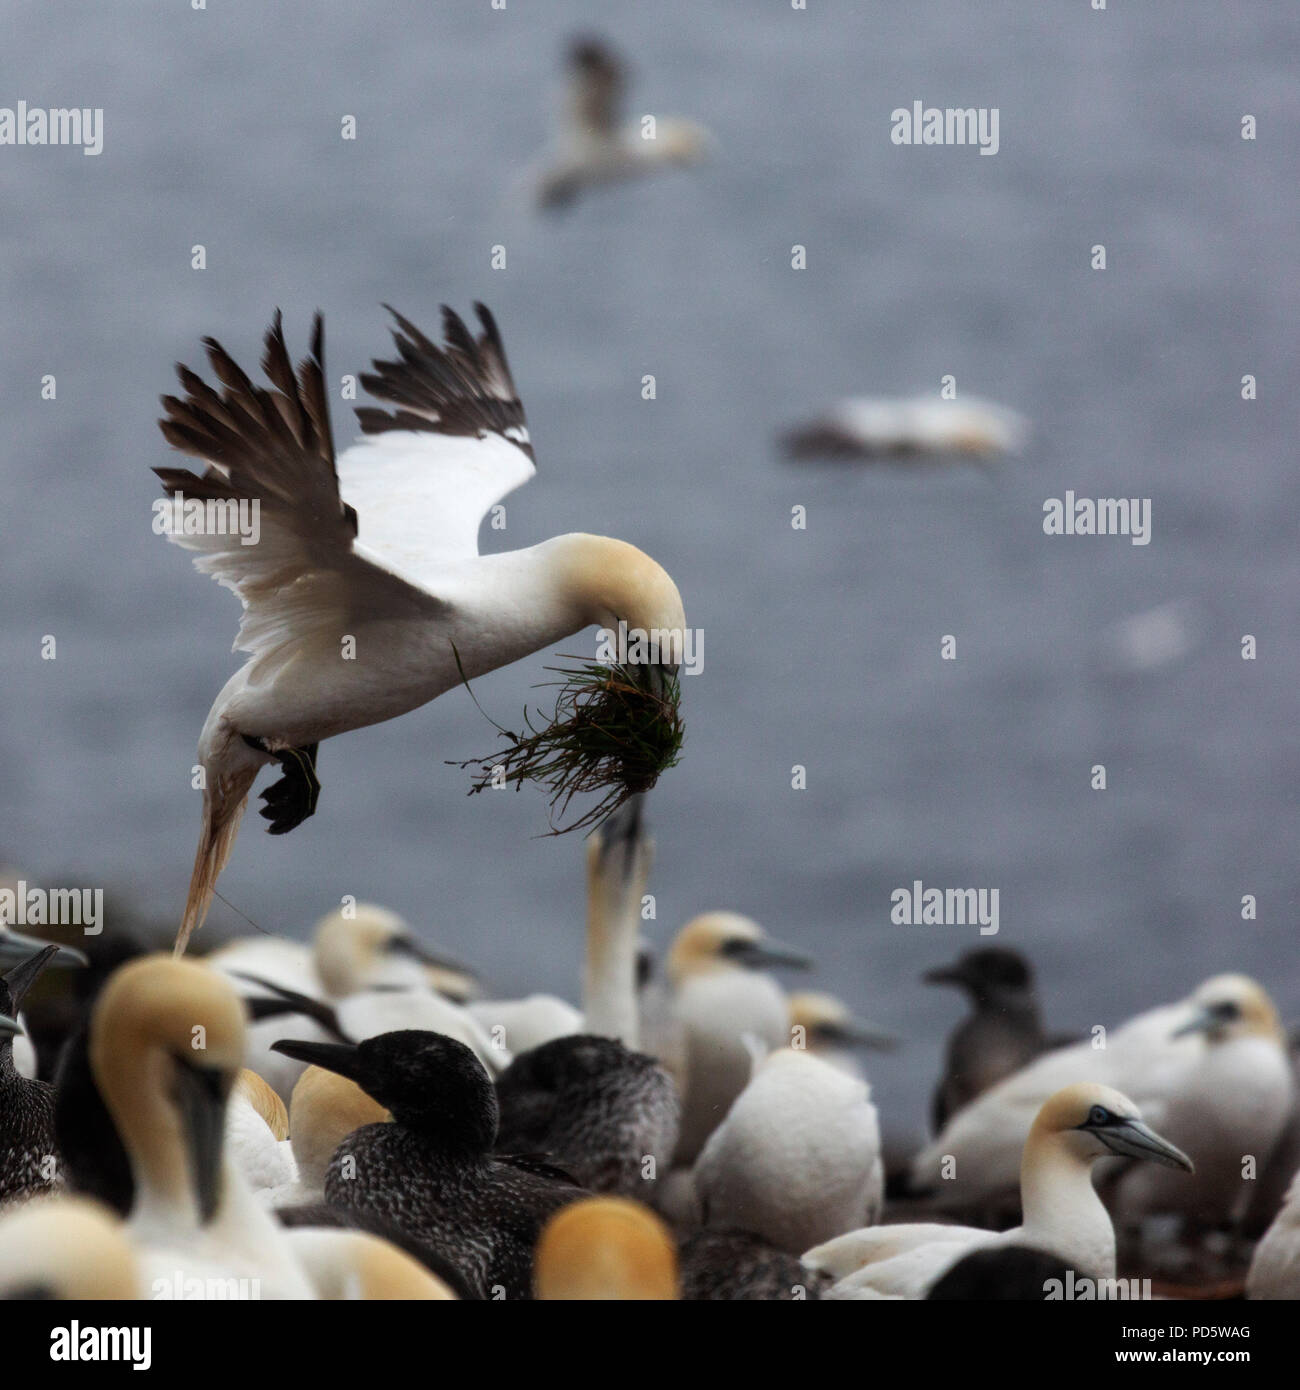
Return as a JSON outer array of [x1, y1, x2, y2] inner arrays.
[[533, 37, 712, 210], [154, 305, 686, 954]]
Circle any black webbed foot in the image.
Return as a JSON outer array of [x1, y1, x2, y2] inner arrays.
[[243, 737, 321, 835]]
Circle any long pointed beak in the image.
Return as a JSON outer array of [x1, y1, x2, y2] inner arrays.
[[739, 938, 813, 971], [271, 1037, 364, 1083], [923, 963, 964, 988], [2, 944, 63, 1011], [174, 1061, 230, 1223], [387, 934, 472, 977], [0, 1012, 23, 1039], [0, 930, 87, 970], [1101, 1118, 1195, 1173], [1171, 1007, 1215, 1040], [832, 1019, 901, 1052]]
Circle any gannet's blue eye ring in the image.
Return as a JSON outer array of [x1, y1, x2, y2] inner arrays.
[[1088, 1105, 1110, 1127]]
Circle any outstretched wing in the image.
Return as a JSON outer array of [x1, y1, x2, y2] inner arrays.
[[566, 37, 625, 141], [335, 303, 537, 590], [155, 312, 438, 675]]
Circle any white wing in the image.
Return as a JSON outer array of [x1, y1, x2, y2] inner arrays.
[[337, 304, 535, 586]]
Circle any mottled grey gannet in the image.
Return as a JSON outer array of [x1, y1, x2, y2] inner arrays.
[[154, 305, 686, 953], [0, 946, 65, 1205], [272, 1030, 585, 1300]]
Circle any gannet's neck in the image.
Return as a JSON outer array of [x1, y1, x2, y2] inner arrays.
[[1018, 1132, 1115, 1278], [583, 810, 651, 1047]]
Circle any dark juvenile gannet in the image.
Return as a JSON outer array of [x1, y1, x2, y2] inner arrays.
[[0, 946, 65, 1205], [535, 1196, 677, 1300], [494, 1034, 679, 1198], [679, 1229, 826, 1302], [533, 38, 711, 210], [155, 305, 687, 953], [272, 1030, 586, 1300], [805, 1083, 1191, 1300], [924, 947, 1051, 1132], [926, 1244, 1072, 1301]]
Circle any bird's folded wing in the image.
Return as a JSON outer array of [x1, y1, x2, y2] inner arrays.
[[155, 311, 437, 673], [804, 1222, 977, 1279], [336, 304, 536, 589]]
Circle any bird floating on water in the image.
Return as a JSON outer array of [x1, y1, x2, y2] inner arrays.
[[154, 304, 687, 953], [782, 393, 1029, 463], [532, 37, 712, 210]]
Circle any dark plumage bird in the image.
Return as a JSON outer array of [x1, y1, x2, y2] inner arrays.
[[0, 947, 65, 1205], [51, 1024, 133, 1216], [494, 1034, 679, 1198], [272, 1030, 586, 1300], [925, 947, 1051, 1133], [926, 1244, 1071, 1300], [678, 1230, 827, 1301]]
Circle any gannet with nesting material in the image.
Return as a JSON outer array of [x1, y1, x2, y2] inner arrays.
[[1246, 1165, 1300, 1299], [911, 974, 1290, 1224], [787, 990, 897, 1079], [273, 1030, 584, 1299], [155, 304, 687, 954], [89, 955, 314, 1297], [535, 1196, 677, 1300], [495, 1034, 679, 1198], [533, 38, 711, 210], [0, 1196, 141, 1299], [668, 912, 811, 1164], [782, 394, 1028, 461], [694, 1047, 882, 1254], [805, 1083, 1191, 1300], [0, 946, 65, 1205], [924, 947, 1051, 1131]]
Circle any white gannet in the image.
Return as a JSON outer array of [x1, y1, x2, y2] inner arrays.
[[0, 1196, 141, 1299], [533, 37, 711, 210], [89, 955, 314, 1298], [1246, 1165, 1300, 1299], [535, 1196, 677, 1300], [787, 990, 897, 1080], [284, 1227, 458, 1300], [806, 1083, 1192, 1300], [924, 946, 1051, 1131], [155, 304, 686, 953], [910, 974, 1290, 1226], [694, 1047, 882, 1254], [667, 912, 811, 1164], [467, 994, 584, 1056], [225, 1068, 296, 1198], [782, 393, 1028, 462]]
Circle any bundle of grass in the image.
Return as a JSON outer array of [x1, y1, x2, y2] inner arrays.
[[449, 656, 684, 834]]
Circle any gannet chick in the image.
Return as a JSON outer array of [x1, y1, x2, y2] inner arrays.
[[285, 1228, 458, 1300], [781, 394, 1029, 462], [495, 1034, 679, 1198], [156, 306, 687, 953], [273, 1030, 585, 1299], [805, 1083, 1191, 1300], [1246, 1166, 1300, 1299], [533, 38, 711, 210], [0, 1197, 140, 1299], [668, 913, 811, 1164], [910, 974, 1286, 1221], [0, 946, 65, 1205], [535, 1197, 677, 1300], [1111, 976, 1293, 1232], [787, 991, 897, 1079], [924, 947, 1050, 1130], [679, 1230, 826, 1301], [694, 1048, 882, 1254], [90, 955, 313, 1297]]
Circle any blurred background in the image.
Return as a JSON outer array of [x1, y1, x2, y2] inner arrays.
[[1, 0, 1296, 1143]]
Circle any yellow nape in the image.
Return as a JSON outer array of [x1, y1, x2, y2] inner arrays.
[[535, 1197, 678, 1300]]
